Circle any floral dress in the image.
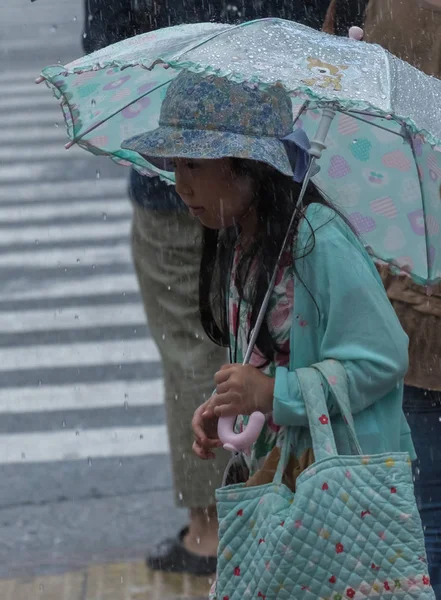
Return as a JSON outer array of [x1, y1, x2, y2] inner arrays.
[[229, 239, 294, 476]]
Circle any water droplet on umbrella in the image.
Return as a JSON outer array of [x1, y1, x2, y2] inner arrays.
[[50, 24, 57, 33]]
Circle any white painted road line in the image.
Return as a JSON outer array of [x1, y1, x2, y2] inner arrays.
[[0, 380, 163, 413], [0, 303, 146, 333], [0, 425, 169, 464], [0, 243, 131, 268], [0, 178, 128, 202], [0, 339, 160, 371], [0, 273, 139, 300], [0, 198, 131, 221], [0, 220, 131, 245]]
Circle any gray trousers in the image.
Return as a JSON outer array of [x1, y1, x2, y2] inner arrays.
[[131, 203, 229, 508]]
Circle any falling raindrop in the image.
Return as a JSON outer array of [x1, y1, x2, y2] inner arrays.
[[73, 15, 77, 21], [50, 24, 57, 33], [87, 457, 92, 467], [162, 333, 166, 340], [39, 584, 45, 592], [124, 401, 129, 411], [38, 380, 42, 386], [139, 434, 144, 440], [62, 420, 66, 428], [167, 285, 171, 291], [83, 32, 88, 39], [54, 123, 59, 128], [21, 452, 26, 460], [118, 459, 123, 467], [92, 264, 96, 270], [178, 491, 183, 501], [75, 430, 80, 436], [102, 212, 107, 221], [96, 169, 101, 179], [74, 314, 79, 320], [35, 239, 39, 245], [91, 99, 96, 108], [133, 328, 137, 334], [122, 292, 126, 297], [120, 576, 124, 584], [76, 258, 80, 263]]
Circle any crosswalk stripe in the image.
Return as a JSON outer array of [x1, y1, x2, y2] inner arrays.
[[0, 198, 131, 221], [0, 126, 67, 144], [0, 144, 88, 162], [0, 380, 163, 413], [0, 424, 168, 464], [0, 303, 145, 332], [0, 70, 50, 83], [0, 93, 60, 110], [0, 243, 131, 267], [0, 178, 128, 202], [0, 220, 131, 245], [0, 274, 139, 300], [0, 109, 63, 127], [0, 339, 160, 371]]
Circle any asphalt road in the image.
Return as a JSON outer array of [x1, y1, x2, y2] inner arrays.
[[0, 0, 185, 578]]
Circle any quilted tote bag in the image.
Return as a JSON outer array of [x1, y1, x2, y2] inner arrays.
[[215, 360, 434, 599]]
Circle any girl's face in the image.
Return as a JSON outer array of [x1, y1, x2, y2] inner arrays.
[[174, 158, 254, 230]]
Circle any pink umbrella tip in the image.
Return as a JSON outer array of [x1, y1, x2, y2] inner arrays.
[[349, 26, 364, 41], [35, 76, 45, 84]]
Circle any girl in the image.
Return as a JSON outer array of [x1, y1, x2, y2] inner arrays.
[[122, 68, 415, 572]]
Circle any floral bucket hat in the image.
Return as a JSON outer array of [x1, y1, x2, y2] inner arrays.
[[122, 70, 312, 183]]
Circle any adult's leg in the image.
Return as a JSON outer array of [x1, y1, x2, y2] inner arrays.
[[404, 386, 441, 598], [131, 201, 229, 571]]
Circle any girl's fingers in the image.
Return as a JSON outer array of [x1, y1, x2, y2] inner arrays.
[[214, 367, 233, 385], [192, 408, 209, 443], [213, 404, 239, 418], [215, 381, 230, 395], [192, 440, 216, 460]]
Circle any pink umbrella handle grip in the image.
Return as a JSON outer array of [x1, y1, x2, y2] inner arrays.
[[218, 412, 266, 452]]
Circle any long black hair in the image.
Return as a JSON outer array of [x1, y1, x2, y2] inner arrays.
[[199, 158, 336, 367]]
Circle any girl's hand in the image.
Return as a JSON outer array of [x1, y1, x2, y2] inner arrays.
[[191, 399, 222, 460], [204, 364, 274, 419]]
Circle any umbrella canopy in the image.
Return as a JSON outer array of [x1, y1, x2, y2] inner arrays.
[[39, 18, 441, 284]]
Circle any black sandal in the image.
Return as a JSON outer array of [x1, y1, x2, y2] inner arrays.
[[146, 527, 217, 576]]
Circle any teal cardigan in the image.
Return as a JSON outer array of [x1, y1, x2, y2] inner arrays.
[[273, 203, 415, 459]]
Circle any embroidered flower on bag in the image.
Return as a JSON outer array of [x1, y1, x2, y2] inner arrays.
[[336, 543, 344, 554], [346, 588, 356, 598], [319, 414, 329, 425]]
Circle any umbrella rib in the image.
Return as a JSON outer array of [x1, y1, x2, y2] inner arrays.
[[66, 73, 175, 148], [406, 129, 431, 282]]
